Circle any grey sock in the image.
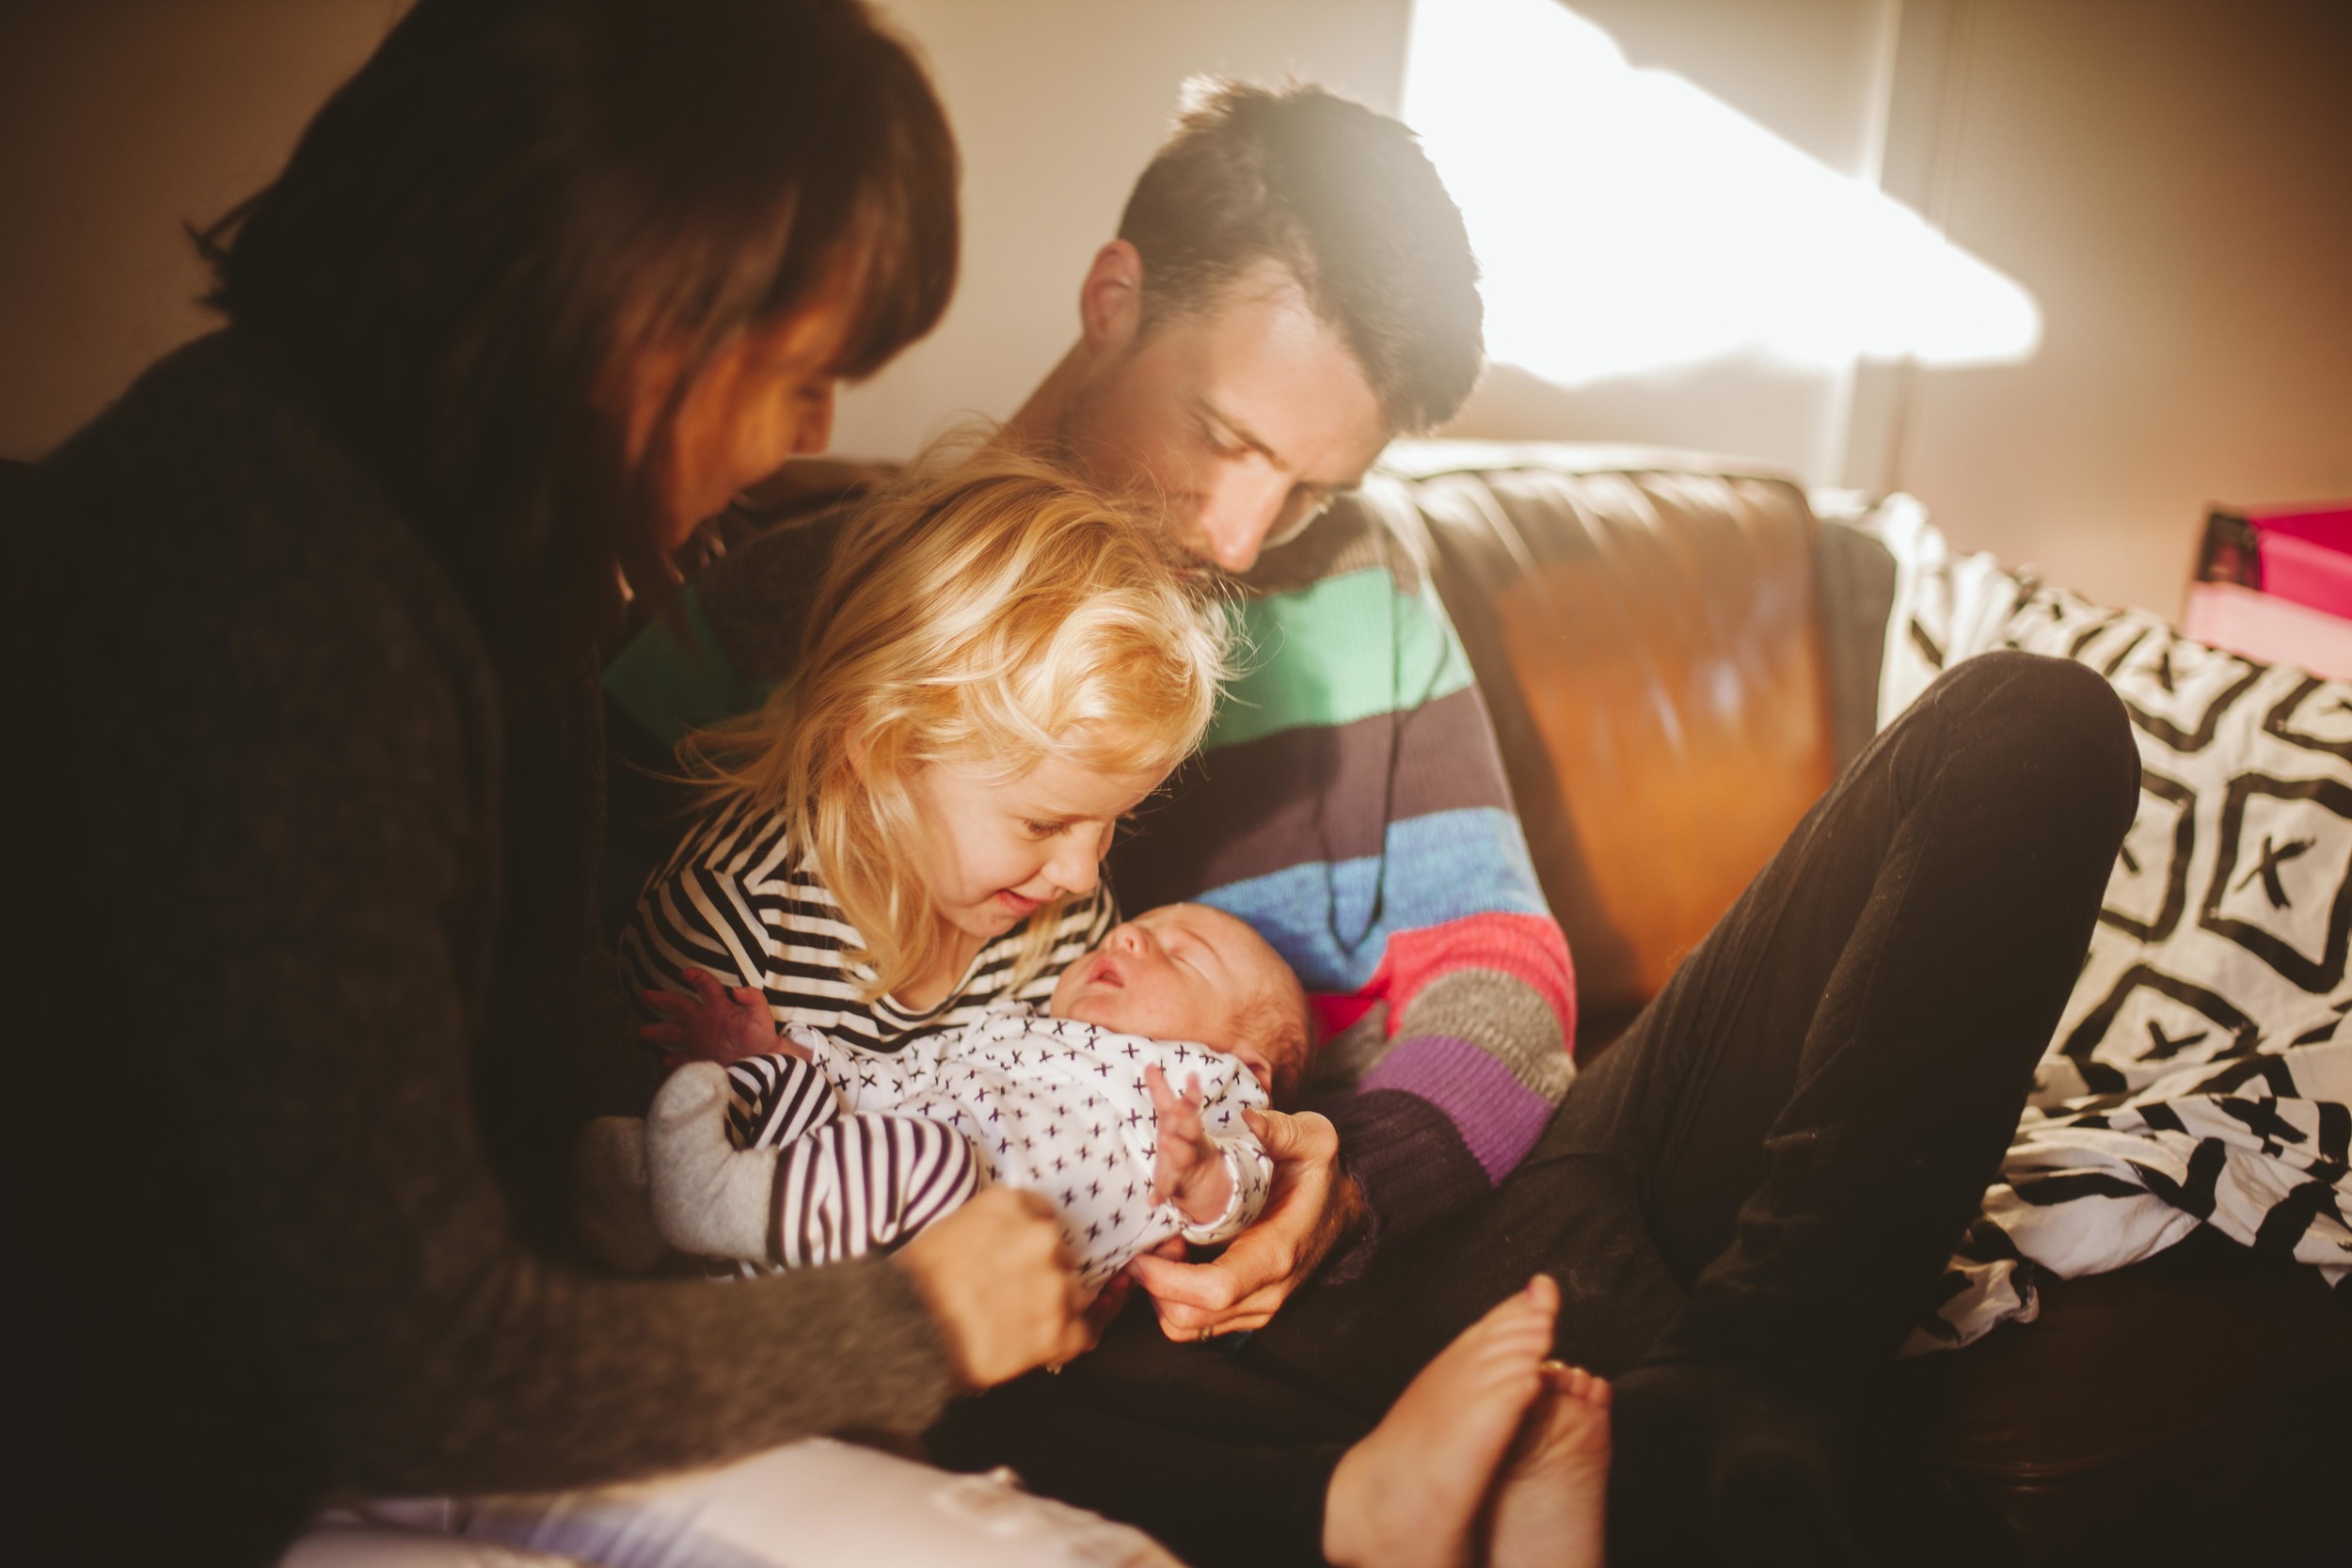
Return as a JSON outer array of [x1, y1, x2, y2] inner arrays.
[[646, 1063, 779, 1263]]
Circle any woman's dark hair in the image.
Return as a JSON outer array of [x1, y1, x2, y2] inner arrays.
[[199, 0, 958, 657]]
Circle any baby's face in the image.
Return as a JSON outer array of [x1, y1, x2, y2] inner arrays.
[[1050, 903, 1306, 1099]]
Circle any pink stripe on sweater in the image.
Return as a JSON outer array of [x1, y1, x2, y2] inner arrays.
[[1312, 993, 1380, 1040], [1364, 911, 1577, 1043]]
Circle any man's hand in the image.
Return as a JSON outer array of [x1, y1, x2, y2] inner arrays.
[[639, 969, 804, 1068], [1125, 1106, 1365, 1339]]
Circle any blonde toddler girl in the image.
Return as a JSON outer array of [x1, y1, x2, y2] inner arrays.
[[596, 450, 1264, 1279]]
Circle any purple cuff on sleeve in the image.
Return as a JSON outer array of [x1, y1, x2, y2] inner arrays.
[[1359, 1032, 1558, 1184]]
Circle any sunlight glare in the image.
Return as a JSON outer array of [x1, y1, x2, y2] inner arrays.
[[1403, 0, 2042, 387]]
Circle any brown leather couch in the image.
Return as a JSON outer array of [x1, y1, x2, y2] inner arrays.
[[1367, 440, 2349, 1566]]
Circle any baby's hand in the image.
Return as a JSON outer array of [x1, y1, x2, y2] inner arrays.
[[639, 969, 806, 1067], [1147, 1064, 1234, 1227]]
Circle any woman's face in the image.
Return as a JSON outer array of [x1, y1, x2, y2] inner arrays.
[[903, 751, 1164, 944], [628, 307, 850, 551]]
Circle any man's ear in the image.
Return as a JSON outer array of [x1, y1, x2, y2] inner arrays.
[[1078, 240, 1146, 356]]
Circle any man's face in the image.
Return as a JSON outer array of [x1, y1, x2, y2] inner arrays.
[[1059, 262, 1392, 575]]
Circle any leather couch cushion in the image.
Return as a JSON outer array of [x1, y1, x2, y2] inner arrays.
[[1372, 444, 1839, 1038]]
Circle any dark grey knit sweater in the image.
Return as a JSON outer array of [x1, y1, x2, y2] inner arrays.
[[8, 332, 956, 1564]]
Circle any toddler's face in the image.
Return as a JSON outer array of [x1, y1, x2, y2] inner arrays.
[[905, 751, 1163, 943], [1049, 903, 1307, 1099]]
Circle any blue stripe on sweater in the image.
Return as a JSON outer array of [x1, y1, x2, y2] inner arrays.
[[1194, 806, 1549, 993]]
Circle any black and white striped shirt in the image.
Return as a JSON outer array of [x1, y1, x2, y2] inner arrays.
[[620, 795, 1116, 1053]]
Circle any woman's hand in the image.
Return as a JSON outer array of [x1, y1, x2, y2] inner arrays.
[[639, 969, 803, 1067], [1126, 1107, 1364, 1339], [892, 1187, 1095, 1388]]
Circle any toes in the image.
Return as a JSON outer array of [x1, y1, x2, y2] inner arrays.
[[1468, 1326, 1552, 1375], [1466, 1353, 1548, 1398], [1481, 1281, 1556, 1328], [1474, 1310, 1548, 1347], [1539, 1363, 1613, 1411], [1543, 1362, 1588, 1399], [1483, 1295, 1556, 1339]]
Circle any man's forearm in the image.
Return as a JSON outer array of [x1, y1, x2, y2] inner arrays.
[[1307, 910, 1577, 1259], [1314, 1087, 1479, 1277]]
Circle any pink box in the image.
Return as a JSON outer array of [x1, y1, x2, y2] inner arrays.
[[2198, 502, 2352, 620], [2249, 504, 2352, 619]]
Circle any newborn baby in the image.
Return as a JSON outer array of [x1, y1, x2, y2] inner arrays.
[[631, 904, 1311, 1287]]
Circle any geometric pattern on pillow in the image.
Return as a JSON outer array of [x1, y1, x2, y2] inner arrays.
[[1863, 497, 2352, 1351], [1974, 578, 2351, 1102]]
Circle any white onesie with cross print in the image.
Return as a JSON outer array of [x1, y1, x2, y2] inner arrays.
[[644, 1000, 1274, 1288]]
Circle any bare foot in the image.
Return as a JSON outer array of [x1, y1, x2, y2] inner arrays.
[[1323, 1275, 1563, 1568], [1487, 1361, 1612, 1568]]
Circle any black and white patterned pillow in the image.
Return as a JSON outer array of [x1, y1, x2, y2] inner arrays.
[[2008, 580, 2352, 1099], [1863, 498, 2352, 1348]]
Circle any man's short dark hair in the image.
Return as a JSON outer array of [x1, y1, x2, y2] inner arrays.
[[1117, 79, 1484, 435]]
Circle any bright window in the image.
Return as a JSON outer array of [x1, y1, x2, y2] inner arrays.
[[1403, 0, 2041, 387]]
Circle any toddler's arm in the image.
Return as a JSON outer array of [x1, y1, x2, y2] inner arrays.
[[647, 1055, 979, 1267], [646, 1060, 806, 1260], [1146, 1065, 1272, 1245]]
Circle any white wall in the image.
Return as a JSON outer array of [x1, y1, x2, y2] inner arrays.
[[0, 0, 1414, 465], [834, 0, 1414, 459], [1888, 0, 2352, 617], [0, 0, 408, 462], [1430, 0, 1889, 485], [1430, 0, 2351, 618]]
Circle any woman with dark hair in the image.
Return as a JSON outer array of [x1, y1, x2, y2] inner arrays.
[[8, 3, 1107, 1561]]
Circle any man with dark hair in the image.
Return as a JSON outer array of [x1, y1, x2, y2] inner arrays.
[[609, 80, 1562, 1338], [1008, 75, 1487, 569], [606, 73, 1584, 1559], [605, 75, 2137, 1568]]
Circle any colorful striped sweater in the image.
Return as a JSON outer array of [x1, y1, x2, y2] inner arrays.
[[603, 482, 1577, 1256], [1106, 488, 1576, 1246]]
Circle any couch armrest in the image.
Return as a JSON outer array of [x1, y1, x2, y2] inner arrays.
[[1816, 516, 1899, 770]]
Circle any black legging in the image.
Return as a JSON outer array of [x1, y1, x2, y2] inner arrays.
[[931, 652, 2140, 1567]]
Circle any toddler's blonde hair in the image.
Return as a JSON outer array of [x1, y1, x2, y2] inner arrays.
[[687, 447, 1231, 1002]]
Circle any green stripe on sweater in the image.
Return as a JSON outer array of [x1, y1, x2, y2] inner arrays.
[[1210, 567, 1476, 752], [605, 586, 780, 750]]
